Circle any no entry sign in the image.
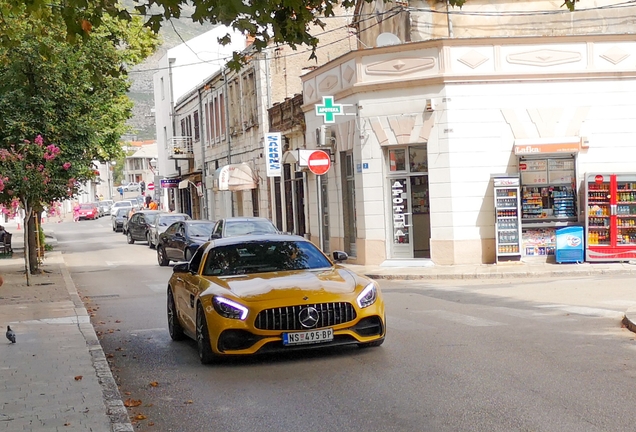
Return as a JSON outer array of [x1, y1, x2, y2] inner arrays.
[[307, 150, 331, 175], [147, 182, 155, 191]]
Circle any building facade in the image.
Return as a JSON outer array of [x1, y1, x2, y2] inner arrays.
[[296, 0, 636, 265]]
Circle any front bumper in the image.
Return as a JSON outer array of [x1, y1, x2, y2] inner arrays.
[[202, 300, 386, 356]]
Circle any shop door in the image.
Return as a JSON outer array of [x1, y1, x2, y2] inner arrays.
[[387, 145, 430, 259], [390, 178, 412, 259]]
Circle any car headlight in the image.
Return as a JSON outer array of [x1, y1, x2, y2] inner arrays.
[[212, 297, 248, 320], [357, 282, 378, 308]]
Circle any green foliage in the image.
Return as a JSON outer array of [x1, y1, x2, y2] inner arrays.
[[0, 0, 159, 206]]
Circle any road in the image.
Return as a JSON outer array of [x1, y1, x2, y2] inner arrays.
[[53, 217, 636, 432]]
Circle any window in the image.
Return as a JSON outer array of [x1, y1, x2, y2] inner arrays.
[[194, 111, 200, 141], [189, 246, 205, 273], [219, 93, 226, 136], [205, 104, 210, 142]]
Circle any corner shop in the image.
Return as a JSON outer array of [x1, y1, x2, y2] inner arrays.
[[299, 34, 636, 265]]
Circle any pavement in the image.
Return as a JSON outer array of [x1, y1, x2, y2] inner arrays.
[[2, 216, 636, 431]]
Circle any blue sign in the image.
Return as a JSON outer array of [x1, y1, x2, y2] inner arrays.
[[160, 178, 180, 189]]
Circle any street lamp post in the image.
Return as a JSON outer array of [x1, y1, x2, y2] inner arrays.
[[108, 161, 116, 200]]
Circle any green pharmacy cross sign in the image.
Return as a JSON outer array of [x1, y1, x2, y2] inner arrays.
[[315, 96, 344, 123]]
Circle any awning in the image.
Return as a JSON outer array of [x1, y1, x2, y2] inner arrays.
[[514, 137, 581, 156], [214, 163, 258, 191]]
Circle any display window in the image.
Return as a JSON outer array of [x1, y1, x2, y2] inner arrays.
[[519, 156, 577, 222]]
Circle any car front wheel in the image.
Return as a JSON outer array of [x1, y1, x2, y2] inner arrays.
[[167, 288, 185, 341], [157, 245, 169, 266], [196, 304, 216, 365], [147, 233, 153, 248], [127, 231, 134, 244]]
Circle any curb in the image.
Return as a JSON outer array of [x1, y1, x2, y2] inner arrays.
[[57, 252, 134, 432], [365, 268, 636, 281], [622, 308, 636, 334]]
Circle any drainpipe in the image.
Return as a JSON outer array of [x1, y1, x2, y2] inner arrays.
[[223, 68, 234, 216], [446, 0, 454, 38], [197, 87, 208, 220]]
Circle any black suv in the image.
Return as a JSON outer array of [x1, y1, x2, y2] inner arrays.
[[126, 210, 164, 245]]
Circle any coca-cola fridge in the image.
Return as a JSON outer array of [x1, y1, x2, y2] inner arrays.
[[586, 172, 636, 262]]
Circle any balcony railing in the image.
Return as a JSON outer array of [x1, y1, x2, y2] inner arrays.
[[169, 137, 194, 159]]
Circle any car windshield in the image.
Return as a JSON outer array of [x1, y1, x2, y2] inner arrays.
[[158, 215, 189, 226], [80, 204, 94, 209], [145, 213, 160, 224], [202, 240, 332, 276], [116, 208, 130, 216], [224, 219, 279, 236], [188, 223, 214, 238]]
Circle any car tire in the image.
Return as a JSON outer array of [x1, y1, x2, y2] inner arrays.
[[112, 225, 116, 232], [127, 231, 134, 244], [196, 303, 216, 365], [358, 338, 385, 348], [147, 233, 154, 248], [157, 246, 169, 266], [167, 288, 185, 341]]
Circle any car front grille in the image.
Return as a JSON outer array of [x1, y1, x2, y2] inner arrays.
[[254, 302, 357, 331]]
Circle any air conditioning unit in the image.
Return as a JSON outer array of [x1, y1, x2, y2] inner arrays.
[[316, 125, 327, 146]]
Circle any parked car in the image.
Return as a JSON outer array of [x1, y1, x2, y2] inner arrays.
[[147, 213, 191, 249], [111, 207, 130, 232], [122, 182, 141, 192], [111, 200, 135, 215], [209, 217, 279, 239], [78, 203, 99, 220], [126, 210, 164, 244], [166, 233, 385, 364], [157, 220, 215, 266], [99, 200, 114, 216], [93, 202, 105, 218]]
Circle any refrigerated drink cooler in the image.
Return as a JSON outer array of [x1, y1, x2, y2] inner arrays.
[[493, 175, 522, 263], [586, 173, 636, 262]]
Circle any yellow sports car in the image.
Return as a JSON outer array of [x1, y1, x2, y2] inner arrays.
[[166, 234, 386, 364]]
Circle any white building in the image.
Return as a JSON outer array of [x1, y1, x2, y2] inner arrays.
[[153, 27, 246, 212]]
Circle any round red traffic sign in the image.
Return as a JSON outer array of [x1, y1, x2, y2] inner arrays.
[[307, 150, 331, 175], [147, 182, 155, 191]]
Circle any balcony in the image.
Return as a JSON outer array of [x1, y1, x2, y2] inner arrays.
[[169, 137, 194, 159]]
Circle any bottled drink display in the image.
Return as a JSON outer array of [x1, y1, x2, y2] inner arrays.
[[494, 184, 521, 258]]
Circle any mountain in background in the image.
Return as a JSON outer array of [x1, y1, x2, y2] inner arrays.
[[124, 5, 214, 141]]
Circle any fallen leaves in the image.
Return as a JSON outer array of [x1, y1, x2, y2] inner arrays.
[[134, 414, 147, 420], [74, 375, 83, 381], [124, 398, 142, 408], [185, 400, 193, 404], [149, 381, 158, 387]]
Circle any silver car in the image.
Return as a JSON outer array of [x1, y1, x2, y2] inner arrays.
[[147, 213, 191, 249]]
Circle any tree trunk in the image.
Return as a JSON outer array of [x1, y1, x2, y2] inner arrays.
[[28, 212, 38, 274], [22, 200, 31, 286]]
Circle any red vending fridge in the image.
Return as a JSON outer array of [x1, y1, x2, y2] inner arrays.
[[586, 173, 636, 262]]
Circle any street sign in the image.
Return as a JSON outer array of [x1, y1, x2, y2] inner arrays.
[[307, 150, 331, 175], [147, 182, 154, 191]]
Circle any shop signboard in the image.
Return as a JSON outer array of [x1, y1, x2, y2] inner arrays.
[[265, 132, 282, 177], [555, 226, 584, 263], [160, 178, 180, 188]]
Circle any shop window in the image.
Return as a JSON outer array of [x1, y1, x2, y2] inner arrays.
[[409, 146, 428, 172], [389, 149, 406, 171]]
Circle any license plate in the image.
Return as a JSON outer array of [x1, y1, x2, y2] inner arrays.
[[282, 328, 333, 346]]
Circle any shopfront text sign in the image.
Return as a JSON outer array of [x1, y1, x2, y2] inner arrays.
[[392, 180, 409, 243], [160, 178, 180, 188], [265, 132, 282, 177], [315, 96, 343, 123]]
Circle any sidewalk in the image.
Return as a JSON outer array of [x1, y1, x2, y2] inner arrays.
[[0, 224, 133, 431]]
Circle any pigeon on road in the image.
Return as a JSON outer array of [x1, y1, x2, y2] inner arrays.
[[6, 326, 16, 343]]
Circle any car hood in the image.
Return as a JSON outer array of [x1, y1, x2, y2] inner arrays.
[[202, 267, 363, 302]]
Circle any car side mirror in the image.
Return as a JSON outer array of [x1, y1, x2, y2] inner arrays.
[[210, 233, 221, 239], [332, 251, 348, 263], [173, 262, 189, 273]]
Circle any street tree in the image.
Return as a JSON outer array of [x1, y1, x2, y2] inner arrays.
[[0, 2, 159, 276]]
